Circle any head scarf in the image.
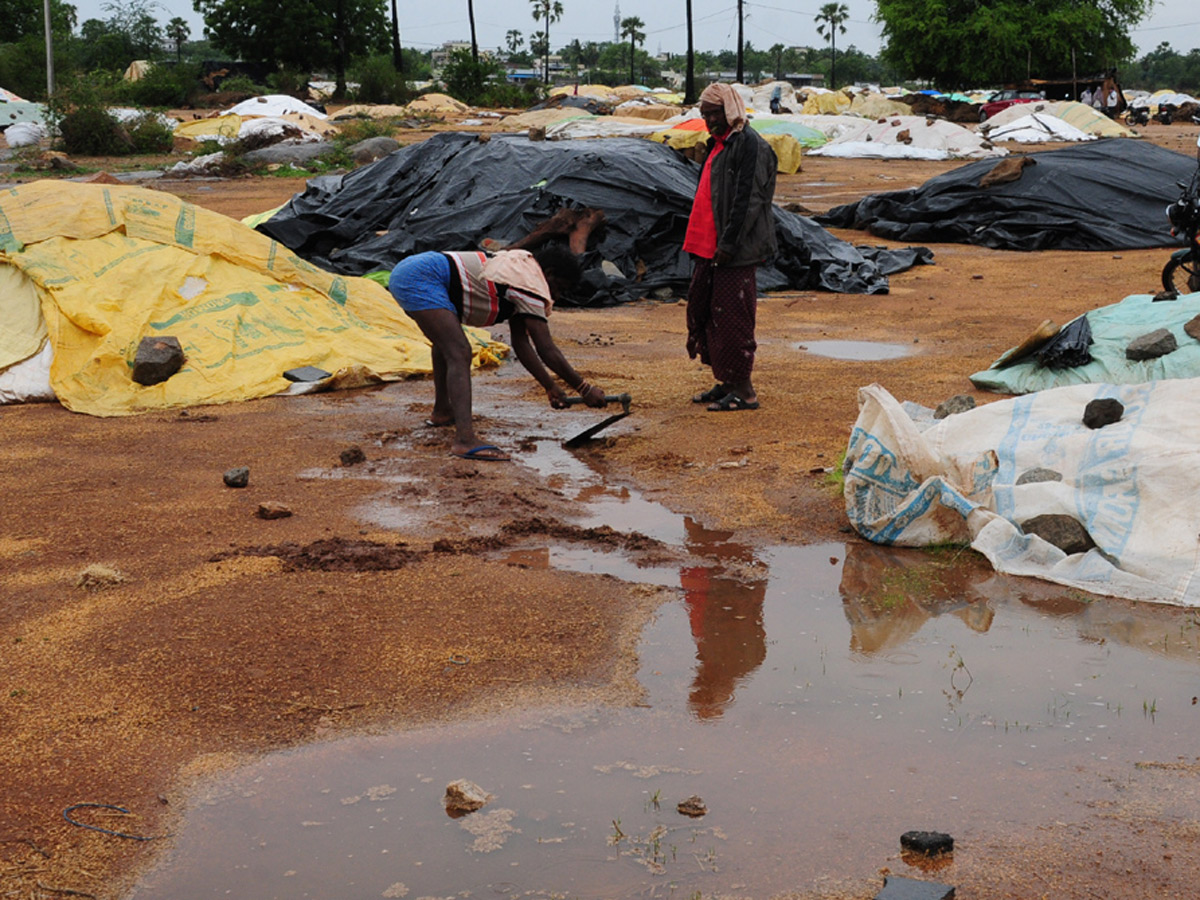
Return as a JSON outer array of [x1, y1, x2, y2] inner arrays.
[[698, 82, 747, 133], [482, 249, 554, 312]]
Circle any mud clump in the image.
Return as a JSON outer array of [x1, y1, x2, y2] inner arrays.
[[499, 516, 663, 551], [214, 537, 417, 571], [432, 516, 664, 555]]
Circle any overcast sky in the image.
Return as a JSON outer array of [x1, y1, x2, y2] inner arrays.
[[73, 0, 1200, 67]]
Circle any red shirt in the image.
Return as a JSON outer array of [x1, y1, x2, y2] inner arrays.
[[683, 134, 726, 259]]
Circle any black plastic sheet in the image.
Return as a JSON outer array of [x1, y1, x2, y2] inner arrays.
[[818, 141, 1198, 251], [257, 133, 931, 305], [1037, 316, 1093, 368]]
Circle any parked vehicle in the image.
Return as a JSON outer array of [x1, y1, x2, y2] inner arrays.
[[1124, 105, 1150, 127], [1156, 103, 1178, 125], [978, 89, 1043, 122], [1161, 120, 1200, 295]]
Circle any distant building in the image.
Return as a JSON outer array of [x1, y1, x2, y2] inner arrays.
[[431, 40, 494, 77]]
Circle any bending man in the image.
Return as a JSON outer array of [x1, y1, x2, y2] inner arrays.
[[683, 82, 778, 412], [388, 209, 608, 461]]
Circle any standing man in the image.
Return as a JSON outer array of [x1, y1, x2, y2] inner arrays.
[[683, 83, 778, 412]]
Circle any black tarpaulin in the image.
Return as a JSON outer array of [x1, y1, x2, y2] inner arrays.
[[817, 140, 1197, 251], [257, 132, 931, 304]]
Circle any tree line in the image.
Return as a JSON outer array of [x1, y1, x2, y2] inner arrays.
[[3, 0, 1199, 107]]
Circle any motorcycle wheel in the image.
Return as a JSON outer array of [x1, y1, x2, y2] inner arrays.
[[1162, 251, 1200, 294]]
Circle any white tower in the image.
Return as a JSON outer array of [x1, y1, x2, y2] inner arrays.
[[614, 3, 621, 42]]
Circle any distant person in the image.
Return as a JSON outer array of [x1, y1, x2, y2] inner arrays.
[[769, 83, 782, 114], [387, 209, 609, 461], [683, 83, 778, 412], [1106, 86, 1120, 118], [1092, 86, 1104, 112], [1080, 86, 1093, 107]]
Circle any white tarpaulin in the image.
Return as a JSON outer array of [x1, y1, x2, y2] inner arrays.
[[223, 94, 328, 120], [844, 381, 1200, 606], [982, 111, 1095, 143], [808, 115, 1005, 160]]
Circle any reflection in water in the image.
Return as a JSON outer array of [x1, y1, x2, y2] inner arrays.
[[838, 542, 997, 654], [680, 518, 767, 719], [839, 541, 1200, 664]]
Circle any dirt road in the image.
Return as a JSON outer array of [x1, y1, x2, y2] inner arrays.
[[2, 123, 1199, 899]]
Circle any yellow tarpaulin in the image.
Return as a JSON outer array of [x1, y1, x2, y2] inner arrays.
[[404, 93, 471, 115], [848, 92, 913, 118], [173, 114, 243, 141], [648, 129, 803, 174], [801, 91, 851, 115], [1047, 100, 1135, 138], [0, 181, 504, 416]]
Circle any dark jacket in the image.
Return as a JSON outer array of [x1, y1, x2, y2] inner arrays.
[[703, 126, 778, 267]]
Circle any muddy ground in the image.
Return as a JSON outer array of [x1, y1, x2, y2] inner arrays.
[[3, 122, 1200, 899]]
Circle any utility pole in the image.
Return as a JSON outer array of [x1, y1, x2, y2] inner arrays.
[[43, 0, 55, 96], [736, 0, 744, 84]]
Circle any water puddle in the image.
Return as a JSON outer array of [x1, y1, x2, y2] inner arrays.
[[131, 440, 1200, 899], [798, 339, 914, 360]]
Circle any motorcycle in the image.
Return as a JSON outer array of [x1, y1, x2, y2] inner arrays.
[[1161, 121, 1200, 295], [1125, 105, 1149, 127], [1156, 103, 1177, 125]]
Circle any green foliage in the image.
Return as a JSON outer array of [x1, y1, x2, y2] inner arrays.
[[397, 48, 433, 81], [874, 0, 1153, 88], [0, 0, 75, 42], [332, 117, 397, 145], [119, 62, 202, 107], [1128, 42, 1200, 93], [440, 47, 503, 105], [45, 73, 171, 156], [165, 16, 191, 61], [528, 0, 563, 82], [218, 74, 267, 95], [823, 451, 847, 495], [58, 105, 132, 155], [72, 0, 166, 70], [0, 36, 53, 101], [194, 0, 389, 70], [350, 54, 412, 104], [124, 111, 175, 153], [266, 67, 309, 96], [477, 80, 541, 108]]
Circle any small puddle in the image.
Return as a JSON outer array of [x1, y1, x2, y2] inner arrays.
[[131, 440, 1200, 899], [798, 339, 914, 360]]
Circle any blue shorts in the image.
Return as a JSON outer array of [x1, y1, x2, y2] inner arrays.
[[388, 252, 455, 315]]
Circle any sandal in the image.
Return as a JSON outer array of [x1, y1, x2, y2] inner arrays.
[[692, 383, 731, 404], [707, 393, 760, 412]]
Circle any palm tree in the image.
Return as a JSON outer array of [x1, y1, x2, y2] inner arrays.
[[684, 0, 695, 103], [506, 29, 524, 55], [561, 37, 583, 79], [620, 16, 644, 85], [814, 2, 849, 90], [769, 42, 784, 79], [529, 0, 564, 84], [165, 16, 189, 64]]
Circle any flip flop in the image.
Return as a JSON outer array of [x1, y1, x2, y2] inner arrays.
[[424, 418, 454, 428], [692, 383, 731, 404], [707, 394, 760, 412], [453, 444, 511, 462]]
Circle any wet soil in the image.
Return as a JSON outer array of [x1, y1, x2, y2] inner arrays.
[[3, 121, 1200, 899]]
